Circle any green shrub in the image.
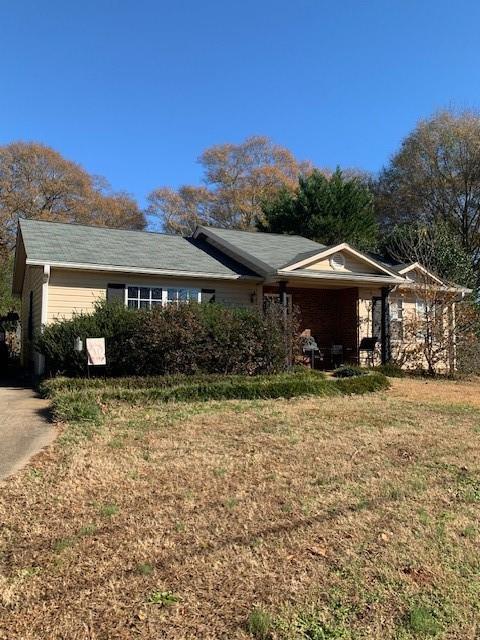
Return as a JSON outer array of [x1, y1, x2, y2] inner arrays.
[[373, 363, 405, 378], [45, 371, 390, 423], [332, 365, 367, 378], [36, 301, 295, 378], [40, 369, 325, 398]]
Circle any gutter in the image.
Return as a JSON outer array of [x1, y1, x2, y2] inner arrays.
[[25, 259, 263, 282], [273, 270, 406, 285]]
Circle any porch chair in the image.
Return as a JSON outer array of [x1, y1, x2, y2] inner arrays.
[[358, 337, 378, 367], [331, 344, 343, 369]]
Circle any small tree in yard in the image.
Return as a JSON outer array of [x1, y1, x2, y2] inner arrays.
[[391, 285, 478, 375], [387, 225, 480, 375]]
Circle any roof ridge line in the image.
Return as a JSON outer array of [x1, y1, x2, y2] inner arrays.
[[20, 218, 183, 238]]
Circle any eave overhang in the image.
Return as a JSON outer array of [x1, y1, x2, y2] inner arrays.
[[272, 269, 406, 286], [24, 259, 263, 282]]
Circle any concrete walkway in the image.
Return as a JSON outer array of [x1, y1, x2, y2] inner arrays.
[[0, 381, 55, 480]]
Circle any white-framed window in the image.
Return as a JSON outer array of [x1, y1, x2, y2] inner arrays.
[[416, 297, 427, 338], [166, 287, 201, 306], [415, 297, 426, 318], [390, 297, 403, 341], [125, 285, 203, 309], [127, 286, 163, 309]]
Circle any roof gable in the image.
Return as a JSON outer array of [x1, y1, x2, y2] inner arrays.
[[281, 243, 403, 280], [397, 262, 445, 286]]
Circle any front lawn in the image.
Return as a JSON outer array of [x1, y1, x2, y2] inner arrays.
[[1, 377, 480, 638]]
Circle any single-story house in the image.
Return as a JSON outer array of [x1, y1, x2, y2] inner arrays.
[[12, 219, 469, 374]]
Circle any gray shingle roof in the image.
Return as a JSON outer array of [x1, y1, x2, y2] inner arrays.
[[197, 226, 326, 271], [19, 219, 259, 278]]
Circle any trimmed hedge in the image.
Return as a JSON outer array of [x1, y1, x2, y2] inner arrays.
[[36, 300, 296, 377], [373, 363, 405, 378], [42, 371, 390, 424], [39, 369, 324, 397], [332, 365, 367, 378]]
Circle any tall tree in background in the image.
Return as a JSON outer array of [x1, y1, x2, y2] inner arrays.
[[0, 142, 145, 311], [0, 142, 145, 254], [147, 136, 308, 234], [375, 110, 480, 279], [0, 254, 15, 315], [383, 222, 475, 288], [258, 168, 378, 250]]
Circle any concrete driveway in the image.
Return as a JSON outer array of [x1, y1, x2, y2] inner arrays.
[[0, 381, 55, 480]]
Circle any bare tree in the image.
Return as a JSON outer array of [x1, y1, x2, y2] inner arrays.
[[147, 135, 310, 234], [388, 225, 478, 375], [376, 110, 480, 280]]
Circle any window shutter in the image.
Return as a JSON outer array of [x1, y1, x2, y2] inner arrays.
[[201, 289, 216, 303], [107, 284, 125, 304]]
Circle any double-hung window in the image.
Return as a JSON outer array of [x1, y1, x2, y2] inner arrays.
[[124, 285, 203, 309], [416, 297, 427, 338], [390, 297, 403, 341], [127, 286, 163, 309], [166, 288, 201, 306]]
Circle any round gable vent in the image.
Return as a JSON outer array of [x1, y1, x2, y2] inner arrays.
[[330, 252, 345, 270]]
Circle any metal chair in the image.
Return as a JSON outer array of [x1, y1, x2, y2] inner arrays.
[[331, 344, 343, 369], [359, 337, 378, 367]]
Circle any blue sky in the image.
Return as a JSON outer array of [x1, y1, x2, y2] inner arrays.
[[1, 0, 479, 210]]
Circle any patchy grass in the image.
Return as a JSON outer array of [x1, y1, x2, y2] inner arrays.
[[1, 377, 480, 638]]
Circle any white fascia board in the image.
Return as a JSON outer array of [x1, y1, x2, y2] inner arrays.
[[283, 242, 402, 279], [276, 269, 406, 285], [193, 226, 273, 275], [398, 280, 472, 295], [25, 259, 263, 281], [397, 262, 445, 285]]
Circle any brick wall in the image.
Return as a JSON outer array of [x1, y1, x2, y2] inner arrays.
[[264, 285, 359, 360]]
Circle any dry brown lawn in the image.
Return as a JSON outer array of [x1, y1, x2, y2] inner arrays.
[[1, 378, 480, 639]]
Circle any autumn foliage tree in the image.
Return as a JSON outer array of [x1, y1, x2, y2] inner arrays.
[[147, 136, 308, 234], [0, 142, 145, 254], [0, 141, 145, 312]]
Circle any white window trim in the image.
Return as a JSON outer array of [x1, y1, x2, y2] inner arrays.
[[124, 284, 202, 309], [389, 297, 404, 342]]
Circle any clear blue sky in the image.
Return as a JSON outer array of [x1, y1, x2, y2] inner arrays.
[[1, 0, 479, 210]]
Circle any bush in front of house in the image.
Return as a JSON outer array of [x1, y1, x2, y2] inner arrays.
[[373, 363, 405, 378], [36, 300, 296, 377], [332, 365, 367, 378]]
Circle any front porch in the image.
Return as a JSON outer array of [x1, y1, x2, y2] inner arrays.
[[264, 283, 390, 369]]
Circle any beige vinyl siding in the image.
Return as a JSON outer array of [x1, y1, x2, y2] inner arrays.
[[20, 265, 44, 367], [47, 268, 259, 322], [305, 252, 384, 275]]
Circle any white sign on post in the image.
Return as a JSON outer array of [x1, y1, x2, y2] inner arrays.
[[86, 338, 106, 366]]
